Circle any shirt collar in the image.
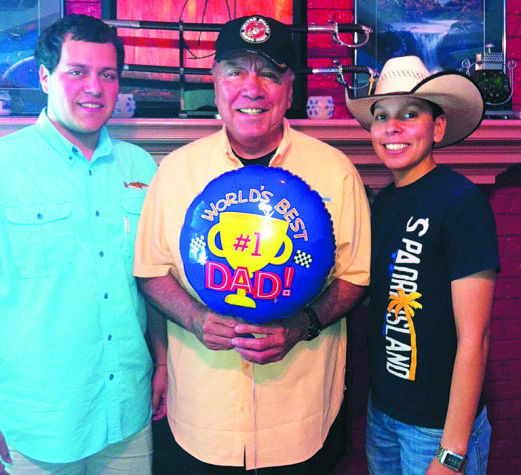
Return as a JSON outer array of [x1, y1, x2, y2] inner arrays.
[[270, 119, 291, 166], [221, 118, 291, 167], [34, 108, 113, 164]]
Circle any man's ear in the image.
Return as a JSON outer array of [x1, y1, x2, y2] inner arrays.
[[287, 86, 293, 109], [39, 65, 50, 94], [433, 114, 447, 144]]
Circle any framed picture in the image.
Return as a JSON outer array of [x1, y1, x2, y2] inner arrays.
[[102, 0, 307, 118], [354, 0, 506, 97], [0, 0, 63, 115]]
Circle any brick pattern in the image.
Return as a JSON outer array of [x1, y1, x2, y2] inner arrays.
[[484, 166, 521, 474], [66, 2, 521, 474]]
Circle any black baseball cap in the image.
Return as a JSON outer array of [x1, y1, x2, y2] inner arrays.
[[215, 15, 295, 71]]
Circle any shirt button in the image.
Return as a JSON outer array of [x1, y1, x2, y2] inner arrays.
[[72, 146, 78, 154], [108, 334, 112, 341], [99, 251, 104, 257], [109, 374, 114, 380], [104, 293, 109, 299], [36, 213, 43, 220], [89, 170, 92, 176], [95, 211, 100, 217]]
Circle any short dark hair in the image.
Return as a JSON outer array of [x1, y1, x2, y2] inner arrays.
[[425, 100, 444, 120], [34, 14, 125, 75]]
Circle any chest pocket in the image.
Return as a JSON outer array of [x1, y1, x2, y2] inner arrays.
[[5, 201, 75, 278]]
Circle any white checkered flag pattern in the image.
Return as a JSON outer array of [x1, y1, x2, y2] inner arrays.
[[189, 235, 206, 255], [293, 249, 313, 268]]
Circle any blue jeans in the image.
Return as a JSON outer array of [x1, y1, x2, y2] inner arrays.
[[366, 397, 491, 474]]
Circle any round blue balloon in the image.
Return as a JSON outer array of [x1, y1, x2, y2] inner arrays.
[[180, 166, 335, 323]]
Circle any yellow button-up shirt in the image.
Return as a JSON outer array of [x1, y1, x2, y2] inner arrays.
[[134, 120, 370, 468]]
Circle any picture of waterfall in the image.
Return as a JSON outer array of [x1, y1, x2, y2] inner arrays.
[[354, 0, 505, 97]]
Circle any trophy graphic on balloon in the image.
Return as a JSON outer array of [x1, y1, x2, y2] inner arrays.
[[207, 211, 293, 308]]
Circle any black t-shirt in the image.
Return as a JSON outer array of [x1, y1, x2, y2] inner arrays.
[[368, 165, 500, 428]]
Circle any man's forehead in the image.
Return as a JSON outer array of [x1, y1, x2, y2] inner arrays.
[[218, 52, 280, 70], [62, 33, 102, 48], [61, 35, 116, 54], [58, 37, 117, 68]]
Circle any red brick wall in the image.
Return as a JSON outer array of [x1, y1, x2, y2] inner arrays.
[[67, 2, 521, 473], [485, 166, 521, 473]]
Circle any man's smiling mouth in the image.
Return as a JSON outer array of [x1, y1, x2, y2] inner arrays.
[[238, 108, 265, 115], [79, 102, 103, 109], [385, 143, 408, 150]]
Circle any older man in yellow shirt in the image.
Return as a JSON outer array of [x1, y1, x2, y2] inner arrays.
[[134, 15, 370, 473]]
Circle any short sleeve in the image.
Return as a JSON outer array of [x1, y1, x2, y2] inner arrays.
[[333, 164, 371, 286], [133, 170, 174, 277], [442, 187, 500, 281]]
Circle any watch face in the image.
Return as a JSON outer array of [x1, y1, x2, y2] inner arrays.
[[473, 70, 512, 105], [444, 453, 463, 469], [440, 450, 467, 471]]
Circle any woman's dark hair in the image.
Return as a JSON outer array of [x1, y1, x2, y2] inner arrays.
[[425, 100, 444, 119], [34, 14, 125, 75]]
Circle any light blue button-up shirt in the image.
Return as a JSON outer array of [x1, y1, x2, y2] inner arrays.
[[0, 111, 157, 463]]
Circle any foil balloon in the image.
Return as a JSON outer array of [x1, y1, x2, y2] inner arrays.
[[180, 166, 335, 324]]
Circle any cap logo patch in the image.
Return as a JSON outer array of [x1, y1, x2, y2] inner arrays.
[[240, 16, 270, 44]]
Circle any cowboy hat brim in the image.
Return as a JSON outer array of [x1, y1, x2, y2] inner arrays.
[[346, 71, 484, 148]]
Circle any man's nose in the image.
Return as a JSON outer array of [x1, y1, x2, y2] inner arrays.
[[84, 74, 103, 96], [241, 73, 264, 99]]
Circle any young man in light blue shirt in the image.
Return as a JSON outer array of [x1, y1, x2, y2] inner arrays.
[[0, 14, 157, 474]]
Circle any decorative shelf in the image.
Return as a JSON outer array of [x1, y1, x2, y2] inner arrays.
[[1, 117, 520, 190]]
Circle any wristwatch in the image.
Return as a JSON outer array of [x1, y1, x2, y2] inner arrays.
[[436, 445, 468, 472], [304, 306, 322, 341]]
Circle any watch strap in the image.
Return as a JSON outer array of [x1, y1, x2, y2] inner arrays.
[[304, 306, 322, 341]]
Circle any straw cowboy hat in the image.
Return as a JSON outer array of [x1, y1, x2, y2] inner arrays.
[[345, 56, 485, 148]]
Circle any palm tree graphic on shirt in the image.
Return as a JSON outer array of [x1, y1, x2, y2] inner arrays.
[[387, 288, 422, 380]]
